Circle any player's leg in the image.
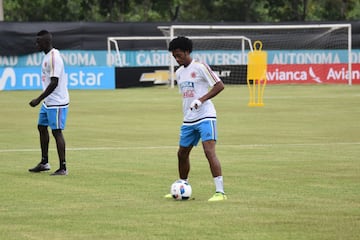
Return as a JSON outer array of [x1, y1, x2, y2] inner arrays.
[[29, 105, 51, 172], [165, 124, 197, 198], [52, 129, 66, 170], [38, 104, 50, 164], [164, 148, 191, 199], [38, 125, 50, 164], [202, 140, 222, 177], [48, 106, 68, 175], [199, 120, 227, 201], [177, 145, 192, 180], [178, 124, 199, 180]]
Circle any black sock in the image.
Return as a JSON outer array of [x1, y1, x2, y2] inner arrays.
[[60, 161, 67, 170], [41, 156, 48, 164]]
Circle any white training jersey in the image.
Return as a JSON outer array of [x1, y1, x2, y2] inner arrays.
[[176, 59, 222, 123], [41, 48, 69, 106]]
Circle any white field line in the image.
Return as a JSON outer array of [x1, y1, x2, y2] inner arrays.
[[2, 92, 359, 105], [1, 142, 360, 153]]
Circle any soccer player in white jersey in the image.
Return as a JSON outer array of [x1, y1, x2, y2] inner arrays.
[[167, 36, 227, 201], [28, 30, 69, 176]]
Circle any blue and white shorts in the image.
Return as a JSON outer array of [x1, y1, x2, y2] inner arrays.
[[179, 118, 217, 147], [38, 103, 69, 130]]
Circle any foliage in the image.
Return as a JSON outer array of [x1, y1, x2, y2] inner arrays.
[[2, 0, 360, 22]]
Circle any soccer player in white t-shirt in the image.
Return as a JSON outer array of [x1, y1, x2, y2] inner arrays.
[[28, 30, 69, 176], [167, 36, 227, 201]]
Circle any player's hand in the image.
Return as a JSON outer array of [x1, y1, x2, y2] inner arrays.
[[190, 99, 202, 110], [29, 99, 40, 107]]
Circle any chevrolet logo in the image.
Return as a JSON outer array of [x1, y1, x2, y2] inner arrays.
[[139, 70, 171, 85]]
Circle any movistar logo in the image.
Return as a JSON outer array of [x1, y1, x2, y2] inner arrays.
[[0, 68, 16, 90]]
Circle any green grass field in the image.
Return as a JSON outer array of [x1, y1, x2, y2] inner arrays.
[[0, 85, 359, 240]]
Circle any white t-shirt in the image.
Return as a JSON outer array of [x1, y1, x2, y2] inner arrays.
[[41, 48, 69, 106], [176, 59, 221, 123]]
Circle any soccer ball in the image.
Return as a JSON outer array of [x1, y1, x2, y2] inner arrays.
[[170, 180, 192, 200]]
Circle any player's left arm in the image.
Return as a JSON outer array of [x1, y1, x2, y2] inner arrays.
[[29, 77, 59, 107], [198, 62, 225, 103], [199, 80, 224, 103], [190, 64, 225, 110], [191, 81, 224, 110]]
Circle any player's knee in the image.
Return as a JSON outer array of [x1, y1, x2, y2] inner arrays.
[[37, 125, 47, 132], [51, 129, 62, 137], [177, 150, 185, 160], [204, 148, 217, 159]]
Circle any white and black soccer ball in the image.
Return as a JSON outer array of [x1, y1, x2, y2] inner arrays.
[[170, 180, 192, 200]]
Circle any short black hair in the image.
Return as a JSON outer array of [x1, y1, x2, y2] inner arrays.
[[37, 29, 50, 36], [168, 36, 193, 53], [36, 30, 52, 41]]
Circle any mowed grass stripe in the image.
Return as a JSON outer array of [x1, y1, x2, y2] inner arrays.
[[1, 141, 360, 153]]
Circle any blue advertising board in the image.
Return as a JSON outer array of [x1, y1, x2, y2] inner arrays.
[[1, 49, 360, 90], [1, 49, 359, 68], [0, 67, 115, 91]]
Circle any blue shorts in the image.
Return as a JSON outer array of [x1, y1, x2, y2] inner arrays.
[[179, 119, 217, 147], [38, 104, 68, 130]]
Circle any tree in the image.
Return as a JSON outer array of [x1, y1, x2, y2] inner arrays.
[[2, 0, 360, 22], [312, 0, 356, 20]]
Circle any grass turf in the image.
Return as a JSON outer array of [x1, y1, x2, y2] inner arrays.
[[0, 85, 359, 240]]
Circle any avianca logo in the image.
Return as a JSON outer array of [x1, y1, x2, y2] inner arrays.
[[266, 66, 322, 83], [308, 67, 322, 83], [0, 68, 16, 90]]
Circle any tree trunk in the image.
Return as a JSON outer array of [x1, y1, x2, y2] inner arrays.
[[0, 0, 4, 21]]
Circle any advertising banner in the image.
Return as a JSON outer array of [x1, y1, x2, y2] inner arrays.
[[267, 63, 360, 84], [0, 67, 115, 91], [1, 49, 360, 90], [2, 49, 359, 68], [116, 66, 176, 88]]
